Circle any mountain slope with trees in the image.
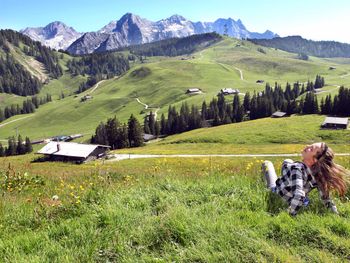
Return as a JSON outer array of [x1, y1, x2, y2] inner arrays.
[[124, 32, 222, 57], [249, 36, 350, 58], [0, 29, 63, 96]]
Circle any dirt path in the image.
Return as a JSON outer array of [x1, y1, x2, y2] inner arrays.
[[90, 79, 106, 94], [90, 76, 119, 94], [136, 98, 160, 121], [136, 98, 148, 109], [109, 153, 350, 162], [233, 67, 244, 80], [0, 116, 32, 128]]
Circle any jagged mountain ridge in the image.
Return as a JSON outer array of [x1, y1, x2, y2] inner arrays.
[[22, 13, 279, 54], [21, 21, 82, 50]]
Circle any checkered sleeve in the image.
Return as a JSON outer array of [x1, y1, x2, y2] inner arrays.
[[288, 167, 305, 216], [318, 187, 338, 214]]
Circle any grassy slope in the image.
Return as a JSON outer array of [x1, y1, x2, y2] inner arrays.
[[1, 154, 350, 262], [1, 37, 350, 141], [116, 114, 350, 154], [0, 45, 84, 109]]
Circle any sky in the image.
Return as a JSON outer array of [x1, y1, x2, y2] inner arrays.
[[1, 0, 350, 43]]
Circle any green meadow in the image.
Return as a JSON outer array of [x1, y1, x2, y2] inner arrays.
[[1, 37, 350, 141], [116, 114, 350, 155], [1, 151, 350, 262]]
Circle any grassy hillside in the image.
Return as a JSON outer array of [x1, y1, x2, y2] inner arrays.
[[116, 114, 350, 154], [1, 37, 350, 141], [1, 153, 350, 262]]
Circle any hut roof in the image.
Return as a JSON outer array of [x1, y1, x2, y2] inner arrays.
[[272, 111, 287, 117], [37, 141, 110, 159], [322, 117, 349, 125]]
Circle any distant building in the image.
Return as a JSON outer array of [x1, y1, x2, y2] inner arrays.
[[329, 66, 336, 70], [321, 117, 349, 129], [256, 80, 264, 84], [186, 88, 202, 94], [37, 141, 110, 163], [81, 94, 93, 102], [220, 88, 239, 95], [271, 111, 287, 118], [143, 133, 156, 142], [51, 135, 71, 142]]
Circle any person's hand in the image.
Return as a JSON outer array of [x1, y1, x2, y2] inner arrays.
[[330, 205, 339, 215]]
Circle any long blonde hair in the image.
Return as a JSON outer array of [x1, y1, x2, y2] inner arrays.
[[312, 143, 349, 197]]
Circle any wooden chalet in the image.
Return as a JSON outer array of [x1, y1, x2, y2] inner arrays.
[[321, 117, 349, 129], [37, 141, 110, 163]]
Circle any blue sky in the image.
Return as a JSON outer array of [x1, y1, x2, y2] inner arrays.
[[1, 0, 349, 43]]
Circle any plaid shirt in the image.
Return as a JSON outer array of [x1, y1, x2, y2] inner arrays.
[[275, 160, 336, 216]]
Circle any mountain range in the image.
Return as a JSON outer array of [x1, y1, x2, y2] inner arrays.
[[21, 13, 278, 54]]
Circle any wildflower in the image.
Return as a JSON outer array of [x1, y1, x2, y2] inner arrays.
[[52, 195, 59, 201]]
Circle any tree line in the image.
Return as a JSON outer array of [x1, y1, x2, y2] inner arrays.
[[249, 36, 350, 58], [125, 32, 222, 57], [0, 135, 32, 157], [0, 30, 63, 96], [0, 94, 52, 122], [158, 77, 349, 136], [0, 53, 42, 96], [67, 53, 130, 93], [90, 75, 348, 148], [91, 114, 143, 149]]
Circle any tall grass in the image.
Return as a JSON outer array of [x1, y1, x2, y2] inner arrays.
[[1, 155, 350, 262]]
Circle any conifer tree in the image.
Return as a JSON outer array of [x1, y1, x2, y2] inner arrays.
[[116, 124, 129, 149], [16, 135, 25, 155], [201, 101, 207, 120], [0, 143, 4, 157], [160, 113, 167, 135], [24, 137, 33, 153], [128, 114, 143, 147], [6, 137, 16, 156], [143, 116, 151, 134], [0, 109, 4, 122], [148, 111, 156, 135]]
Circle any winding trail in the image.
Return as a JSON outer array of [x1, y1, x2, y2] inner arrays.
[[109, 153, 350, 162], [136, 98, 148, 109], [233, 67, 244, 80], [136, 98, 160, 120], [90, 79, 106, 94], [0, 116, 32, 128]]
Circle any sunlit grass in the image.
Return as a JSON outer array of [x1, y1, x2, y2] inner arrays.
[[0, 154, 350, 261]]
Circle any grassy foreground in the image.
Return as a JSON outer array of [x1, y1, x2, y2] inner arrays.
[[1, 154, 350, 262]]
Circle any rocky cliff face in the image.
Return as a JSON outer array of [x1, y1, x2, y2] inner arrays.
[[22, 14, 279, 54], [21, 21, 82, 50]]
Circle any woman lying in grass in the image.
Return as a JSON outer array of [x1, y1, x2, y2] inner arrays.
[[262, 142, 349, 216]]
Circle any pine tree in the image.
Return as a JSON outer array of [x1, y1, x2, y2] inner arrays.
[[154, 121, 160, 137], [148, 111, 156, 135], [160, 113, 167, 135], [0, 143, 4, 157], [105, 117, 119, 149], [243, 92, 250, 112], [16, 135, 25, 155], [0, 108, 4, 122], [201, 101, 207, 120], [24, 137, 33, 153], [143, 116, 150, 134], [94, 122, 108, 145], [116, 124, 129, 149], [6, 137, 16, 156], [128, 114, 143, 147]]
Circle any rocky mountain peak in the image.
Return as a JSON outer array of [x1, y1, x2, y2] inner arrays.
[[22, 13, 278, 54], [165, 14, 187, 24]]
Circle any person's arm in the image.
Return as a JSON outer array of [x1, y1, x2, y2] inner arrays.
[[287, 167, 306, 216], [318, 188, 338, 214]]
